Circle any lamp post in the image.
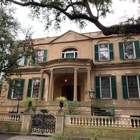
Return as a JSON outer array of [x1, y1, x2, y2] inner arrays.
[[16, 93, 23, 114], [88, 89, 95, 116]]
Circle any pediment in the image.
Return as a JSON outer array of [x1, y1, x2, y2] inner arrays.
[[50, 30, 92, 43]]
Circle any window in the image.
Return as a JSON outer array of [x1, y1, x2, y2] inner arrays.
[[119, 41, 140, 60], [32, 78, 40, 99], [101, 77, 111, 98], [31, 50, 47, 65], [17, 56, 27, 66], [7, 79, 25, 99], [94, 43, 114, 61], [62, 49, 77, 58], [95, 76, 117, 99], [27, 78, 45, 100], [122, 75, 140, 99]]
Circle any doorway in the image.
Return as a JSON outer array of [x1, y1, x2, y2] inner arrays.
[[62, 86, 81, 101]]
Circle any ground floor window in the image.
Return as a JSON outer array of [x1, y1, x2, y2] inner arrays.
[[31, 78, 40, 99], [95, 76, 117, 99], [122, 75, 140, 99]]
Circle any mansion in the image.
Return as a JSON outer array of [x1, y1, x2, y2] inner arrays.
[[1, 30, 140, 116]]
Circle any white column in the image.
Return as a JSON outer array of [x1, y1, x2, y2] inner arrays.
[[73, 68, 78, 101], [38, 70, 44, 101], [48, 69, 54, 101]]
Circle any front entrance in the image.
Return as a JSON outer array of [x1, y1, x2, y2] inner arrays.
[[62, 86, 81, 101]]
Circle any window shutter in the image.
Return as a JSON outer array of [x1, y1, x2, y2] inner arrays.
[[109, 43, 114, 60], [138, 75, 140, 89], [27, 79, 32, 97], [24, 56, 27, 66], [111, 76, 117, 99], [134, 41, 140, 58], [119, 42, 124, 60], [95, 76, 101, 99], [121, 75, 128, 99], [31, 50, 36, 66], [94, 45, 99, 61], [20, 79, 25, 96], [43, 50, 47, 61], [41, 78, 45, 100], [7, 80, 14, 99]]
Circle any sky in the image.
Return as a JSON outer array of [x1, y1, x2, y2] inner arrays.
[[13, 1, 140, 39]]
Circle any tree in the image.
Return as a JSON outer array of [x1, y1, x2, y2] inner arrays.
[[1, 0, 140, 36], [0, 6, 34, 89]]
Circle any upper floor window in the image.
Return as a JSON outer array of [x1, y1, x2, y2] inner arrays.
[[94, 43, 114, 61], [95, 76, 117, 99], [7, 79, 25, 99], [31, 50, 48, 65], [18, 56, 27, 66], [122, 75, 140, 99], [119, 41, 140, 60], [62, 49, 77, 58]]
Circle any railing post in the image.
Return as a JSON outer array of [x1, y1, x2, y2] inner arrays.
[[21, 112, 33, 134], [55, 111, 65, 133]]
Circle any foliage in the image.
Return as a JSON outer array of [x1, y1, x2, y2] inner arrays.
[[23, 97, 36, 109], [40, 108, 49, 114], [132, 133, 140, 140], [64, 101, 81, 115], [88, 130, 100, 140], [49, 132, 73, 140], [1, 0, 140, 35], [55, 96, 67, 102], [0, 6, 35, 92]]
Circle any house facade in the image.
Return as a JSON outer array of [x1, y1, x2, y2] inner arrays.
[[0, 30, 140, 116]]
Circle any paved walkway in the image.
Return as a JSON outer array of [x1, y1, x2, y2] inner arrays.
[[0, 134, 51, 140], [0, 133, 124, 140]]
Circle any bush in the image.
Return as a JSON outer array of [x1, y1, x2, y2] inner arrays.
[[49, 132, 73, 140], [88, 130, 100, 140], [132, 133, 140, 140], [64, 101, 81, 115]]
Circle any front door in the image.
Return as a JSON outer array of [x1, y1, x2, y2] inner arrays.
[[62, 86, 81, 101]]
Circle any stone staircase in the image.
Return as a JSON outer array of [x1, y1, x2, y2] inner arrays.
[[93, 107, 114, 116]]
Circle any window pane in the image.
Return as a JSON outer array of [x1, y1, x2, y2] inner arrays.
[[127, 76, 139, 98], [99, 44, 109, 60], [12, 79, 21, 98], [37, 51, 44, 62], [32, 79, 40, 98], [18, 57, 24, 66], [66, 53, 74, 58], [124, 42, 134, 59], [101, 77, 111, 98]]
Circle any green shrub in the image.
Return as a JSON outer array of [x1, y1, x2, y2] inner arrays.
[[23, 97, 36, 109], [132, 133, 140, 140], [49, 132, 73, 140], [64, 101, 81, 115], [55, 96, 67, 102], [88, 130, 100, 140]]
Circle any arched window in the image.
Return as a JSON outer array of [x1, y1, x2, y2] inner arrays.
[[62, 49, 77, 58]]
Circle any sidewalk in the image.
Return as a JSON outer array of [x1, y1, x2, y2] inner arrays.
[[3, 135, 51, 140]]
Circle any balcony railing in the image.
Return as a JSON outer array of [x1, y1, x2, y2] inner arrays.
[[65, 115, 140, 128], [0, 113, 22, 122]]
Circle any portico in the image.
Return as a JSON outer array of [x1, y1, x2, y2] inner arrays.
[[38, 58, 93, 102]]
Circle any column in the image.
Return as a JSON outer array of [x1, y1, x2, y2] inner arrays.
[[38, 70, 44, 101], [87, 68, 91, 91], [48, 69, 53, 101], [73, 68, 78, 101]]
